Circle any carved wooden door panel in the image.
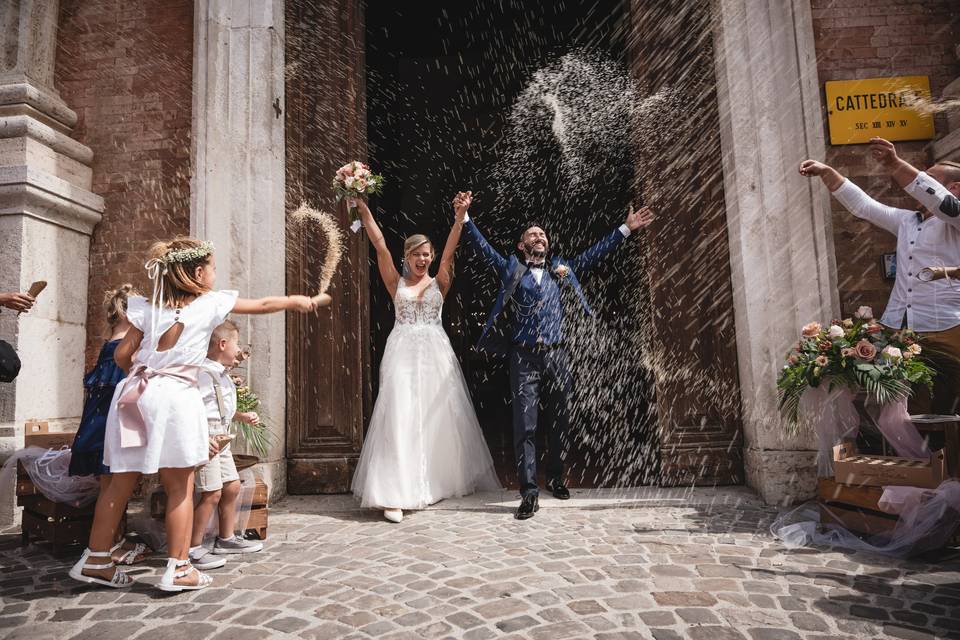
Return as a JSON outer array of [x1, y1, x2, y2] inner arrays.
[[285, 0, 370, 493], [631, 0, 744, 485]]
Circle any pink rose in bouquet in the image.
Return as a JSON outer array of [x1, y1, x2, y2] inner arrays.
[[854, 339, 877, 361], [801, 322, 822, 338]]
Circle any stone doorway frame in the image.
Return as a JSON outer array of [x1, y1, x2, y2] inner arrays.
[[189, 0, 838, 504]]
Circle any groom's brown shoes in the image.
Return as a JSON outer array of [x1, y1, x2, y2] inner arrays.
[[515, 494, 539, 520]]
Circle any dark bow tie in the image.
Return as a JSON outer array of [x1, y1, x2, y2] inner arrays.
[[526, 260, 548, 269]]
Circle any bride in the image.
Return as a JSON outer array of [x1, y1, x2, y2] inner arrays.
[[350, 193, 501, 522]]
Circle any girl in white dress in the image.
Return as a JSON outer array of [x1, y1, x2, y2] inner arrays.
[[350, 196, 501, 523], [70, 237, 328, 592]]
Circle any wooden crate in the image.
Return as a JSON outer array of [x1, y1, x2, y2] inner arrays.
[[910, 414, 960, 478], [832, 443, 947, 488], [819, 502, 898, 538], [817, 478, 960, 547], [16, 421, 101, 555]]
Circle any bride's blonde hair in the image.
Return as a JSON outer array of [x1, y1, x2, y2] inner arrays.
[[403, 234, 434, 259]]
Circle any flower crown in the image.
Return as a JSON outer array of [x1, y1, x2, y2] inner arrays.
[[163, 241, 214, 264]]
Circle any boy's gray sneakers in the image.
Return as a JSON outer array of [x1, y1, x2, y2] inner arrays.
[[212, 535, 264, 554], [189, 549, 227, 569]]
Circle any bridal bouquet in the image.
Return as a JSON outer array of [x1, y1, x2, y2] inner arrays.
[[777, 306, 934, 427], [332, 161, 384, 232]]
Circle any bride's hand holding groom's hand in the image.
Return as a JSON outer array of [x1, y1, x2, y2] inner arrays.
[[452, 191, 472, 223], [625, 205, 655, 232]]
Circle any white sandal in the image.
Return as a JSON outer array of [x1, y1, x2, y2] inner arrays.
[[157, 558, 212, 592], [114, 541, 150, 565], [68, 548, 134, 588]]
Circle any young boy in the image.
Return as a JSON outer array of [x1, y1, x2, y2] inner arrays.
[[189, 319, 263, 570]]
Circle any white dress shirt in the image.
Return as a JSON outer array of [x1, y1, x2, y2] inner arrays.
[[833, 177, 960, 332], [198, 359, 237, 428], [462, 212, 631, 285]]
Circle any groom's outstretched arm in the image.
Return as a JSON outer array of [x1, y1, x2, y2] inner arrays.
[[458, 199, 508, 275], [571, 205, 655, 276]]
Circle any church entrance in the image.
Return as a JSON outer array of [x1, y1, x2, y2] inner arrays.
[[285, 0, 743, 493]]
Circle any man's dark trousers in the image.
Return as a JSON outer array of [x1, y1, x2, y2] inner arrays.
[[510, 344, 573, 498]]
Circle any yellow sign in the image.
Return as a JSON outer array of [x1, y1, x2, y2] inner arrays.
[[825, 76, 935, 145]]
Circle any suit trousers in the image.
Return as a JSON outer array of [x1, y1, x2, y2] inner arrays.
[[509, 345, 573, 497]]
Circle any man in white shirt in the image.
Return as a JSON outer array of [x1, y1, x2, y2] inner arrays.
[[799, 143, 960, 413]]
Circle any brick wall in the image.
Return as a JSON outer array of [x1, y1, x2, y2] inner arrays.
[[812, 0, 960, 319], [54, 1, 194, 366]]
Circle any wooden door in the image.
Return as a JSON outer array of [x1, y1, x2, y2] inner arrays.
[[285, 0, 370, 493], [630, 0, 744, 485]]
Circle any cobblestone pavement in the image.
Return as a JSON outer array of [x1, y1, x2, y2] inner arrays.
[[1, 487, 959, 640]]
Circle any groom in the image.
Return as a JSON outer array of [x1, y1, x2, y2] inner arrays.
[[454, 191, 655, 519]]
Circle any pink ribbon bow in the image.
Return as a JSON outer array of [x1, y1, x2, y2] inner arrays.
[[116, 364, 200, 448]]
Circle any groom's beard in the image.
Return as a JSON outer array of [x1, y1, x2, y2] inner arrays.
[[523, 240, 548, 261]]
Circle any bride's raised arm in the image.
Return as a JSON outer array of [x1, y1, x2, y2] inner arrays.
[[355, 198, 401, 297], [437, 191, 470, 297]]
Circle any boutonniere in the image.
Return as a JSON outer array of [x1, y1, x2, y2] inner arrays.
[[553, 264, 569, 279]]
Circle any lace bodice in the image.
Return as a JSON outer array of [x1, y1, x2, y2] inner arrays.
[[395, 279, 443, 326]]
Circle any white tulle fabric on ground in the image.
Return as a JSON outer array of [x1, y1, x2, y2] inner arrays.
[[771, 479, 960, 557], [352, 279, 501, 510], [0, 446, 100, 506]]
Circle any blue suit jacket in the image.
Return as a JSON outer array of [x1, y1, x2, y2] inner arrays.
[[463, 219, 627, 355]]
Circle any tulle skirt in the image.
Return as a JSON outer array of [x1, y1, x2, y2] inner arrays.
[[351, 323, 501, 509]]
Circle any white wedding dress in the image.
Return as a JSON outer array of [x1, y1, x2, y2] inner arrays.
[[351, 278, 501, 509]]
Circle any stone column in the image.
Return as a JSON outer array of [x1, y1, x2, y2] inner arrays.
[[0, 0, 104, 520], [713, 0, 839, 504], [191, 0, 287, 498]]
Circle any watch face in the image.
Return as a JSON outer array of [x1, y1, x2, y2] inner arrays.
[[918, 268, 935, 282]]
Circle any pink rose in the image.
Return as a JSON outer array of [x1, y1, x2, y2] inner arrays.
[[866, 322, 882, 335], [801, 322, 822, 338], [854, 339, 877, 361], [340, 163, 355, 177], [787, 354, 799, 365], [553, 264, 569, 279]]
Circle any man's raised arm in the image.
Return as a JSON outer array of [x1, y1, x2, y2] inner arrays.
[[799, 158, 904, 235], [870, 137, 960, 225], [454, 191, 508, 275], [571, 205, 654, 276]]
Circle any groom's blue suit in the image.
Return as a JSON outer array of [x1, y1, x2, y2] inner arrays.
[[463, 218, 629, 497]]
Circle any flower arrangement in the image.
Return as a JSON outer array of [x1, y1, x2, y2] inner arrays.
[[332, 161, 384, 232], [231, 375, 275, 457], [164, 241, 214, 264], [777, 306, 935, 427]]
